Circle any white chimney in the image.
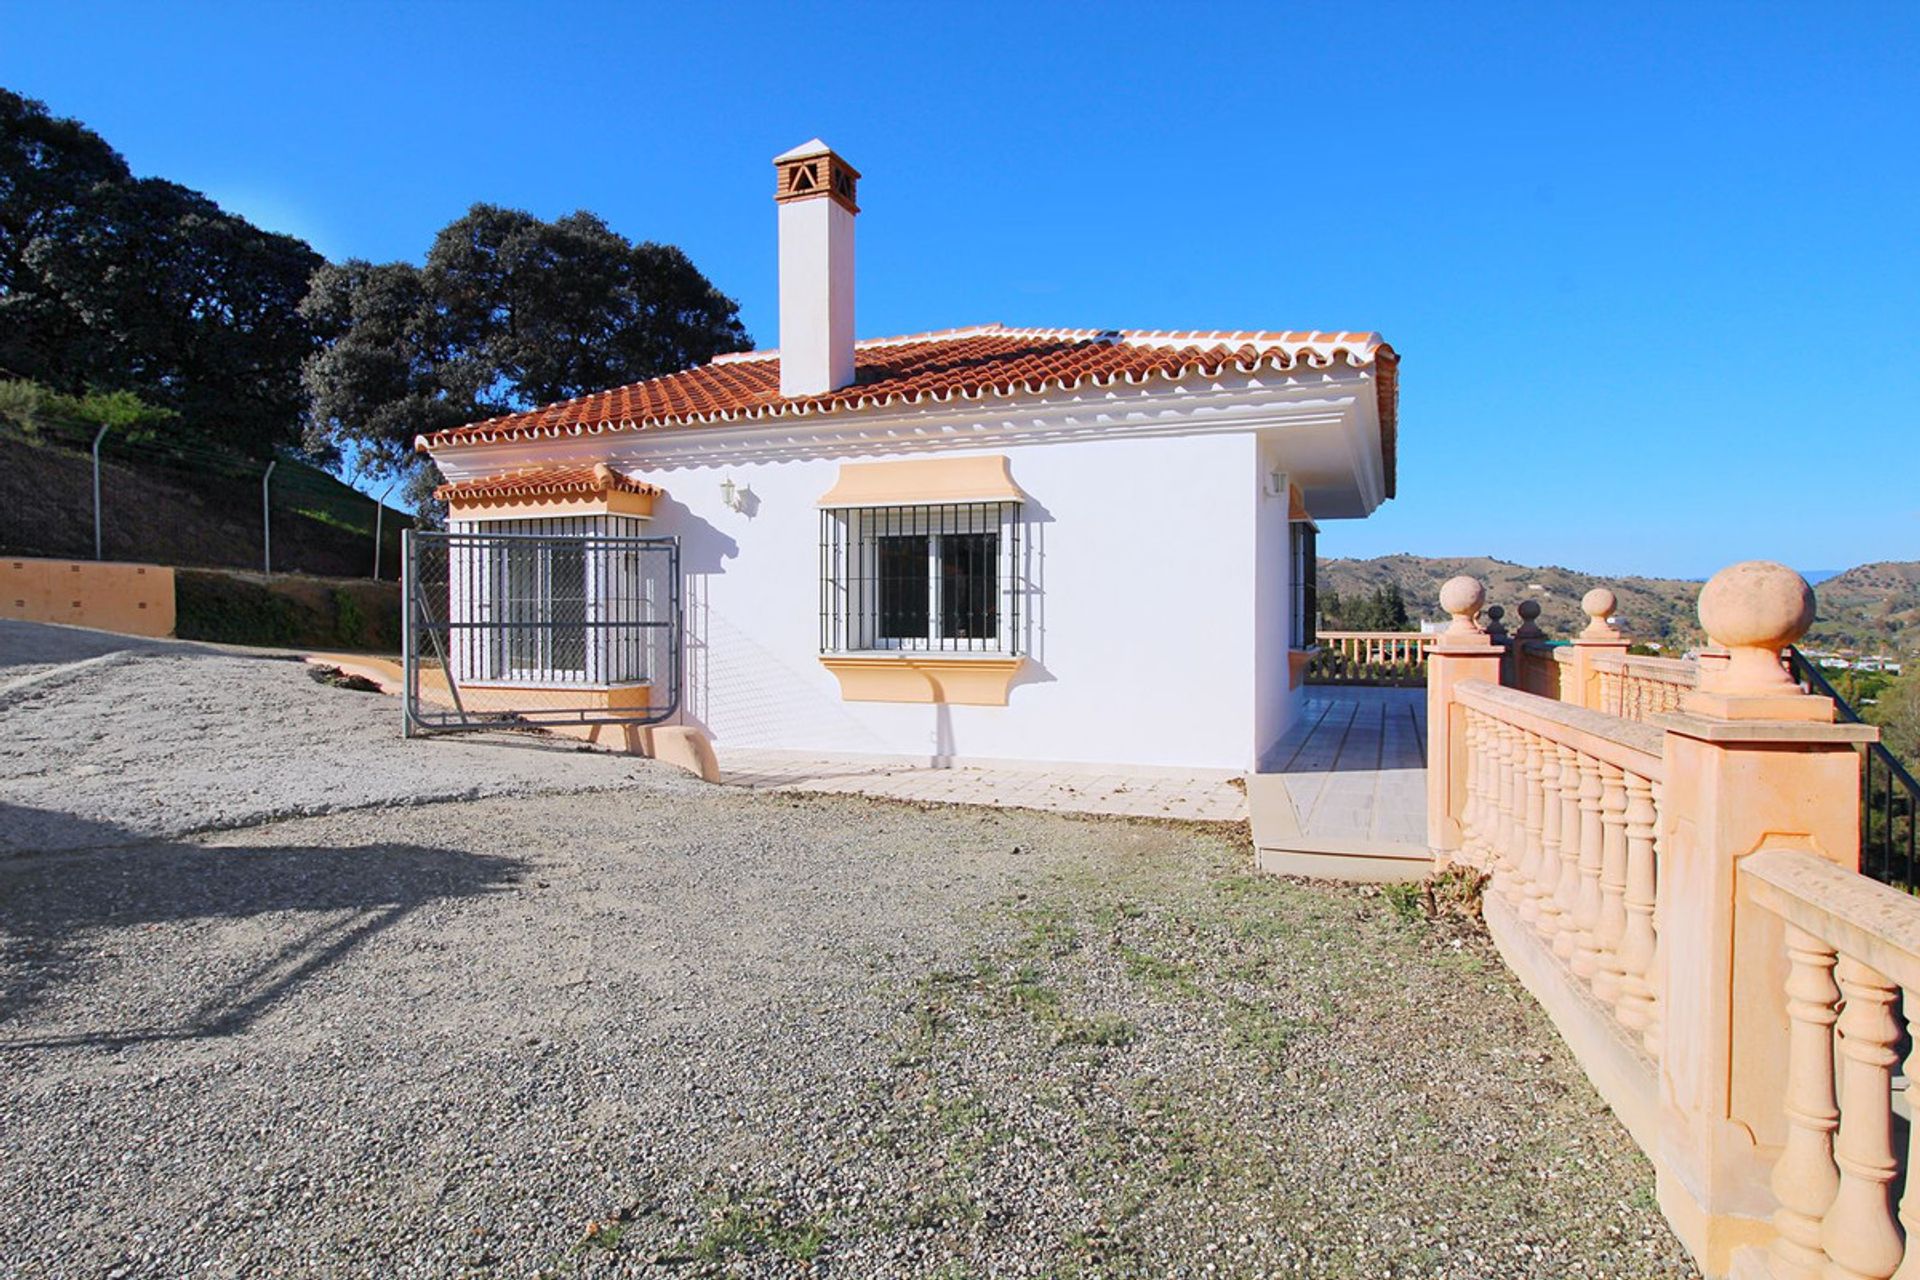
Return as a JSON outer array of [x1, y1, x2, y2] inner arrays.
[[773, 139, 859, 398]]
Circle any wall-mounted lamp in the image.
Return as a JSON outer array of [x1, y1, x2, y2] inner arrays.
[[719, 477, 749, 513]]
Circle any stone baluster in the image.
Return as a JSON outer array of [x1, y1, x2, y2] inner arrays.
[[1641, 779, 1665, 1058], [1475, 714, 1499, 869], [1768, 925, 1841, 1280], [1480, 713, 1505, 871], [1566, 748, 1604, 975], [1613, 765, 1660, 1033], [1464, 711, 1489, 866], [1552, 744, 1585, 961], [1534, 734, 1567, 940], [1820, 956, 1903, 1280], [1597, 767, 1628, 1005], [1888, 991, 1920, 1280], [1518, 731, 1547, 926], [1496, 721, 1524, 902]]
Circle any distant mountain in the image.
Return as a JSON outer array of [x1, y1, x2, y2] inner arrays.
[[1320, 555, 1919, 658]]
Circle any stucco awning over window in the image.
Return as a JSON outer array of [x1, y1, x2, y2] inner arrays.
[[815, 455, 1028, 509], [438, 463, 660, 522]]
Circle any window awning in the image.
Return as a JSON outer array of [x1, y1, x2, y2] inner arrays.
[[816, 455, 1028, 509]]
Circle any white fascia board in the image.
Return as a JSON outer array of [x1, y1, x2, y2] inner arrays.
[[428, 366, 1375, 483]]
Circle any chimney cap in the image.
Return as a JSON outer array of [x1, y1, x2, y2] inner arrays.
[[773, 139, 859, 213], [773, 137, 838, 163]]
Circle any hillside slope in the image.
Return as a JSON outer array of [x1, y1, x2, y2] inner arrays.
[[1322, 554, 1918, 657], [0, 436, 406, 579]]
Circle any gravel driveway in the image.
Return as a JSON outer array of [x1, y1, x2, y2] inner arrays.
[[0, 623, 1695, 1278]]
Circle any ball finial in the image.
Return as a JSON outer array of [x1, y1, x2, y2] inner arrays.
[[1580, 587, 1621, 641], [1514, 598, 1544, 640], [1697, 561, 1814, 693], [1439, 575, 1486, 636]]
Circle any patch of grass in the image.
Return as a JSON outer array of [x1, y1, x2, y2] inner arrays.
[[1013, 904, 1081, 958], [1057, 1013, 1135, 1047], [1223, 997, 1308, 1059], [1118, 945, 1189, 984], [691, 1193, 831, 1265]]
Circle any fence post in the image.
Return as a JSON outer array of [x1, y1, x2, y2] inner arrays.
[[1648, 561, 1878, 1275], [91, 424, 109, 561], [373, 481, 396, 580], [261, 459, 277, 575], [1568, 586, 1630, 709], [1426, 576, 1505, 858]]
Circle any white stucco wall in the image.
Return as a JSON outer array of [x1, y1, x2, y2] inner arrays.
[[634, 433, 1272, 771], [1251, 436, 1301, 769]]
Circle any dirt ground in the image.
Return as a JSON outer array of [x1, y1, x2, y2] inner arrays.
[[0, 621, 1694, 1279]]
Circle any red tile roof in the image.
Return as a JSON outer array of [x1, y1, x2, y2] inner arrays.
[[434, 463, 661, 501], [420, 325, 1399, 497]]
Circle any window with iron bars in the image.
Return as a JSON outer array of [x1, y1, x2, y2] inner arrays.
[[819, 502, 1021, 655], [1290, 517, 1317, 650]]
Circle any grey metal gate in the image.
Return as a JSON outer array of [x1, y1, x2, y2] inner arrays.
[[402, 527, 680, 735]]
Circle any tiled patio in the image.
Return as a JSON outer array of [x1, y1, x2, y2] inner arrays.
[[1248, 686, 1431, 879], [716, 750, 1248, 822]]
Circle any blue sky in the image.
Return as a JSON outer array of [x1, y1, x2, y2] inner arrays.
[[4, 1, 1915, 578]]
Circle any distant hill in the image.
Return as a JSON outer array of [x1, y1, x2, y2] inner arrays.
[[1321, 554, 1919, 658]]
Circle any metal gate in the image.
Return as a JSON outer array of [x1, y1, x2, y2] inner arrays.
[[402, 528, 680, 735]]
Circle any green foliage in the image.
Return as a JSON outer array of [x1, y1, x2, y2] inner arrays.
[[0, 377, 179, 444], [1867, 671, 1920, 771], [175, 570, 400, 651], [1322, 581, 1410, 631], [301, 203, 752, 486], [1, 89, 321, 456], [1382, 881, 1424, 925]]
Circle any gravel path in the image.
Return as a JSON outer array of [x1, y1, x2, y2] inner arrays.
[[0, 623, 1696, 1278], [0, 623, 700, 854]]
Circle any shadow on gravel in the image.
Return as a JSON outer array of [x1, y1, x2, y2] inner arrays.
[[0, 802, 525, 1049]]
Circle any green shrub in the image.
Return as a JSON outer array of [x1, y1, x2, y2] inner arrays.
[[175, 569, 401, 651]]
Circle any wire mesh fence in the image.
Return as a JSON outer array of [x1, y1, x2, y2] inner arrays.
[[0, 404, 409, 580]]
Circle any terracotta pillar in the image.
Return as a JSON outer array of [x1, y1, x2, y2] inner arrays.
[[1569, 586, 1630, 710], [1650, 561, 1878, 1275], [1426, 576, 1504, 857]]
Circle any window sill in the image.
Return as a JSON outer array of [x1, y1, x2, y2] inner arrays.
[[819, 654, 1027, 706]]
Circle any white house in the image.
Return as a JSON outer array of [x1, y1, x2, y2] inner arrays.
[[416, 140, 1397, 773]]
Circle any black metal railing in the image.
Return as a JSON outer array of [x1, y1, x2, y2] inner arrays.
[[1788, 647, 1919, 893]]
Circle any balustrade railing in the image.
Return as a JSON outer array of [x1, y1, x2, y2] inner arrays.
[[1741, 848, 1920, 1280], [1589, 650, 1698, 721], [1307, 630, 1435, 686], [1456, 681, 1667, 1054], [1424, 562, 1888, 1280]]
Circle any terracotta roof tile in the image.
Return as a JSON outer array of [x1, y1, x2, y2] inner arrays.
[[434, 463, 660, 502], [420, 325, 1399, 497]]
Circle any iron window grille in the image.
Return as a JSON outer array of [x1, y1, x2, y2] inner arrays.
[[445, 515, 659, 685], [819, 501, 1021, 655], [1290, 517, 1318, 650]]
